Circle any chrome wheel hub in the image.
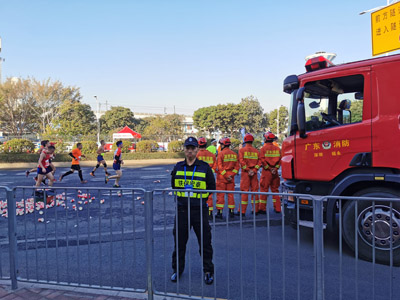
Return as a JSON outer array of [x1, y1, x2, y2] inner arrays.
[[358, 205, 400, 250]]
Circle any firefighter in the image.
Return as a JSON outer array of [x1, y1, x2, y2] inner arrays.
[[238, 133, 261, 217], [259, 132, 281, 213], [216, 137, 239, 219], [196, 137, 217, 218], [170, 137, 215, 285]]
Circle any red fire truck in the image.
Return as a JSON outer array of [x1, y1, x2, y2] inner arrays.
[[282, 54, 400, 265]]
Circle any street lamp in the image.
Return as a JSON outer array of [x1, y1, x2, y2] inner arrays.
[[94, 95, 100, 144], [359, 0, 396, 15]]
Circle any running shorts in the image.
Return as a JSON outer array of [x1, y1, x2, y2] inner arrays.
[[71, 165, 81, 171], [97, 155, 104, 163], [37, 166, 53, 175], [113, 163, 121, 171]]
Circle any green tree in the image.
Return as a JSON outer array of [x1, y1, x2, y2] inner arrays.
[[266, 106, 289, 136], [54, 100, 96, 136], [0, 78, 37, 135], [214, 103, 242, 137], [29, 78, 82, 133], [238, 96, 265, 133], [193, 106, 218, 135], [143, 114, 184, 140], [351, 100, 363, 123], [100, 106, 136, 134]]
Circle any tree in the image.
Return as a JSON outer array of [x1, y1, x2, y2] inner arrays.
[[142, 114, 184, 140], [100, 106, 136, 134], [0, 78, 37, 135], [193, 106, 218, 135], [29, 78, 82, 133], [351, 100, 363, 123], [238, 96, 265, 133], [266, 106, 289, 136], [54, 100, 96, 136], [214, 103, 242, 137]]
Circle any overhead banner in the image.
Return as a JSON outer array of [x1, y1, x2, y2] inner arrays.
[[371, 2, 400, 56]]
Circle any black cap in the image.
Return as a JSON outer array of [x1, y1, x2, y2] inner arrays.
[[184, 137, 199, 147], [210, 139, 216, 143]]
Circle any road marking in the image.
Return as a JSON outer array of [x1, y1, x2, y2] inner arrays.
[[141, 167, 165, 171], [140, 175, 169, 179]]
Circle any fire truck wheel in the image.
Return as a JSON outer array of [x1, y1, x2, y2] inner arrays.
[[342, 187, 400, 266]]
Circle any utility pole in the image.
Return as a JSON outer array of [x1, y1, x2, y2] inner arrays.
[[94, 95, 100, 144], [277, 106, 280, 137], [105, 100, 108, 111]]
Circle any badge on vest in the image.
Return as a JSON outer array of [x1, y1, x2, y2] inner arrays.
[[183, 184, 194, 197]]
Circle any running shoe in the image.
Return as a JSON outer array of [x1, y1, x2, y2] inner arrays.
[[105, 175, 109, 184], [113, 184, 121, 188], [90, 172, 95, 177], [81, 180, 88, 184], [25, 170, 30, 177]]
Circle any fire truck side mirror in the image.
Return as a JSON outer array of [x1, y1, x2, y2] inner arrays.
[[296, 87, 307, 138]]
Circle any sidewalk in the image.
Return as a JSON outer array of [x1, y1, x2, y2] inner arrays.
[[0, 280, 147, 300]]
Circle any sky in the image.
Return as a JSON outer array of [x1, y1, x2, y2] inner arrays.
[[0, 0, 393, 116]]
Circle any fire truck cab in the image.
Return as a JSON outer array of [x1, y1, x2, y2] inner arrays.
[[282, 54, 400, 265]]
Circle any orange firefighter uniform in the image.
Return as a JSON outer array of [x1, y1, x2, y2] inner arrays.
[[197, 148, 217, 213], [259, 142, 281, 212], [216, 146, 239, 212], [239, 144, 261, 214]]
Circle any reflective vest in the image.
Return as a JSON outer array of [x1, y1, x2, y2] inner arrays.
[[174, 163, 210, 201]]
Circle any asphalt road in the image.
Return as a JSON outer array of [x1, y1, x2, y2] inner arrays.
[[0, 165, 398, 300]]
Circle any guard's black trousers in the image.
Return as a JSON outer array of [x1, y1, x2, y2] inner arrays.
[[172, 205, 214, 274]]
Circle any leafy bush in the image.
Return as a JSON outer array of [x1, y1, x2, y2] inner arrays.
[[3, 139, 35, 153], [136, 140, 158, 153], [112, 141, 131, 153], [168, 140, 184, 152], [80, 141, 98, 154], [0, 151, 185, 163], [51, 139, 68, 153]]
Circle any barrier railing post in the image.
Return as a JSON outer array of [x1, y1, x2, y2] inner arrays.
[[144, 191, 154, 300], [313, 197, 325, 300], [7, 188, 18, 290]]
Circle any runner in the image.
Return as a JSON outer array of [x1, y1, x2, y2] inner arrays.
[[59, 143, 88, 184], [26, 140, 49, 177], [105, 140, 123, 188], [35, 145, 56, 188], [89, 140, 109, 177]]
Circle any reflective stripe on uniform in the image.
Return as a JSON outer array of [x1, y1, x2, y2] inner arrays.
[[220, 170, 227, 175], [241, 201, 248, 205], [228, 204, 235, 209], [232, 169, 238, 174], [176, 171, 206, 178], [255, 165, 260, 169], [259, 200, 267, 204], [216, 204, 224, 209], [242, 165, 247, 169], [176, 191, 210, 198]]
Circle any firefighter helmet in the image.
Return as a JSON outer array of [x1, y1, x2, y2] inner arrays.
[[198, 137, 207, 146], [264, 132, 277, 141], [220, 137, 231, 146], [244, 133, 254, 143]]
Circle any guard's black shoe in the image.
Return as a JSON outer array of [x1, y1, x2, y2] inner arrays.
[[171, 272, 182, 282], [258, 210, 267, 215], [251, 211, 259, 216], [234, 211, 246, 218], [204, 272, 214, 285]]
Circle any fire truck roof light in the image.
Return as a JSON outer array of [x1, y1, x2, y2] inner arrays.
[[305, 56, 334, 72]]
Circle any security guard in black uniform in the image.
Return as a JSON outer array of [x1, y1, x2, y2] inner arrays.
[[171, 136, 216, 285]]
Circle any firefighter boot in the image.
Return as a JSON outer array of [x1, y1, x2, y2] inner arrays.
[[215, 210, 223, 220], [229, 209, 235, 219]]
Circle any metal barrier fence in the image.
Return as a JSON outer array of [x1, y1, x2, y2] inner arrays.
[[0, 186, 400, 300]]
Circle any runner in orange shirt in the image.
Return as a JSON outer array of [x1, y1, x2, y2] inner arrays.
[[59, 143, 87, 183], [216, 138, 239, 219], [196, 137, 217, 218], [238, 133, 261, 217]]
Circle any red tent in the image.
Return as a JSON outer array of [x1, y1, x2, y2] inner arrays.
[[113, 126, 142, 140]]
